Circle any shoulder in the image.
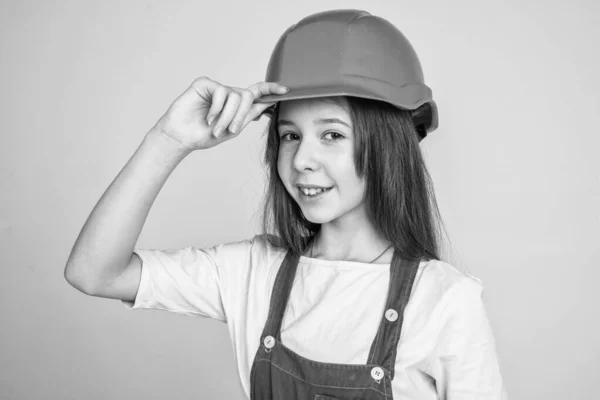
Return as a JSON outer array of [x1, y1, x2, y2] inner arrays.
[[418, 259, 484, 293], [252, 234, 287, 252], [205, 234, 283, 255], [206, 234, 287, 268], [248, 234, 288, 257], [411, 259, 485, 316]]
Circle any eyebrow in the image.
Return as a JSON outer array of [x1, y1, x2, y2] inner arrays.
[[277, 118, 352, 129]]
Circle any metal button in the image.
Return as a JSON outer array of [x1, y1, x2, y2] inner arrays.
[[371, 366, 384, 382], [385, 308, 398, 322], [263, 335, 275, 349]]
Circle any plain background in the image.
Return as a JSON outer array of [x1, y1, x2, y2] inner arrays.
[[1, 0, 598, 399]]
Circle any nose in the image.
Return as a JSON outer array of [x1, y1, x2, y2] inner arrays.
[[292, 137, 319, 172]]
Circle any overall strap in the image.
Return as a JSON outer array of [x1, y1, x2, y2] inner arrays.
[[260, 251, 300, 340], [367, 252, 420, 379]]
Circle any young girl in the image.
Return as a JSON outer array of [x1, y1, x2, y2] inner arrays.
[[65, 9, 507, 400]]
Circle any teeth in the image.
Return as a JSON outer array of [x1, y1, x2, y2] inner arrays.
[[301, 187, 328, 196]]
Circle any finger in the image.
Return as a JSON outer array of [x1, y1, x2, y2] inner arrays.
[[246, 81, 289, 99], [189, 76, 222, 108], [190, 76, 220, 97], [212, 91, 242, 138], [206, 85, 228, 126], [227, 89, 255, 134]]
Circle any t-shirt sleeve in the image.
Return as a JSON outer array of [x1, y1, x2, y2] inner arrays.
[[423, 278, 509, 400], [120, 237, 255, 322]]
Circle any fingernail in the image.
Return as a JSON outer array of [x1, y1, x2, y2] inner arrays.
[[229, 123, 239, 134], [207, 115, 215, 126], [214, 126, 222, 137]]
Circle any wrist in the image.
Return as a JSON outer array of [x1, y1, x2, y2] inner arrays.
[[142, 126, 193, 168], [145, 125, 193, 158]]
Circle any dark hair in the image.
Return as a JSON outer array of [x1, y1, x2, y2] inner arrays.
[[260, 96, 448, 262]]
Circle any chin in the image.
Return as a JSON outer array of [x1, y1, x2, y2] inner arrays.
[[303, 215, 330, 225], [299, 208, 337, 225]]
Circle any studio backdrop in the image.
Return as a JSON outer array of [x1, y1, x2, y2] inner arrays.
[[1, 0, 598, 399]]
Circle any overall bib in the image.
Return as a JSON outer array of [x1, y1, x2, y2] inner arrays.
[[250, 250, 419, 399]]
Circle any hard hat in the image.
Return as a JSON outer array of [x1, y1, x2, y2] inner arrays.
[[255, 9, 439, 139]]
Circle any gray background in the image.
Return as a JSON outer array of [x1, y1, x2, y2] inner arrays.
[[1, 0, 598, 399]]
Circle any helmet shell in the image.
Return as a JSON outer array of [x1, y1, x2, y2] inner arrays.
[[256, 9, 439, 137]]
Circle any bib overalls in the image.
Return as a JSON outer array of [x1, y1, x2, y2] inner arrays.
[[250, 250, 419, 399]]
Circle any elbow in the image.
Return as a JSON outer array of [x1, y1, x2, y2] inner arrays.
[[64, 263, 96, 295]]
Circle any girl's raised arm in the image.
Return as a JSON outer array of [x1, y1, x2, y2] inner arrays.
[[64, 77, 287, 301]]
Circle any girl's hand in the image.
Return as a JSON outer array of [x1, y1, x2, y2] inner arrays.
[[153, 76, 288, 151]]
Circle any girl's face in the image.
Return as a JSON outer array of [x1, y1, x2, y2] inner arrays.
[[276, 97, 367, 226]]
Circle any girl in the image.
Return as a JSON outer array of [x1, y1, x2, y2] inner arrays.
[[65, 9, 507, 400]]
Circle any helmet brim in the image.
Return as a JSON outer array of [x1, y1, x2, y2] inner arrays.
[[255, 84, 438, 134]]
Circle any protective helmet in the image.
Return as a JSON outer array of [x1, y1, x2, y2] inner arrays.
[[255, 9, 439, 140]]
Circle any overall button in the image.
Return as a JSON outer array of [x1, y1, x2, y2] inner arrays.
[[371, 366, 384, 382], [385, 309, 398, 322], [263, 336, 275, 349]]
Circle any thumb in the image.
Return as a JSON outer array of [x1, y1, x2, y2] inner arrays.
[[242, 103, 276, 127]]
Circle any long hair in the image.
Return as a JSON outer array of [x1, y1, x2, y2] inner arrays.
[[259, 96, 449, 262]]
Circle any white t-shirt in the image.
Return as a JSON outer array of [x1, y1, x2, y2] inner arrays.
[[122, 235, 508, 399]]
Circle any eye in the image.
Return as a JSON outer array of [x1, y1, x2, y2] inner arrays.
[[323, 131, 345, 141], [280, 132, 300, 141]]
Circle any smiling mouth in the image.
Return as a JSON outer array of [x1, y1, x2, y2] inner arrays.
[[298, 187, 333, 196]]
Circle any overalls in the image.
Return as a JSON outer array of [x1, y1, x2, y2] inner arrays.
[[250, 249, 420, 399]]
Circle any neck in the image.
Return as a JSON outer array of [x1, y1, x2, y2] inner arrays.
[[308, 212, 392, 263]]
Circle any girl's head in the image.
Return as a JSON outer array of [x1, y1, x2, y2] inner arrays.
[[261, 96, 444, 262], [258, 9, 445, 261]]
